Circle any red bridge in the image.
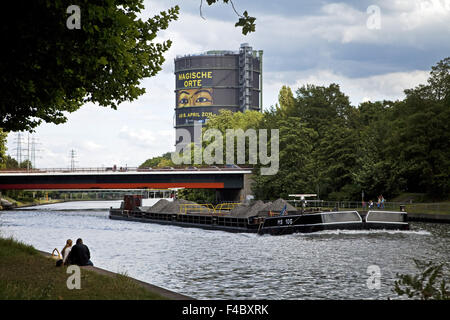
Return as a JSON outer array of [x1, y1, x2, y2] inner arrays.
[[0, 167, 253, 201]]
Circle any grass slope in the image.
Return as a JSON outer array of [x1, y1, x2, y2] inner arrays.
[[0, 237, 165, 300]]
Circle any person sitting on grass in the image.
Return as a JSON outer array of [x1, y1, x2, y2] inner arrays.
[[62, 239, 73, 265], [67, 238, 94, 266]]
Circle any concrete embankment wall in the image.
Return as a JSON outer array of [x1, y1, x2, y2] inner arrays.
[[38, 250, 193, 300], [407, 213, 450, 223]]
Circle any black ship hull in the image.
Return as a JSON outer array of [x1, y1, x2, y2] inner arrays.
[[109, 209, 409, 235]]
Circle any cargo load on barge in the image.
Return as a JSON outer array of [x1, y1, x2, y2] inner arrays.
[[109, 195, 409, 235]]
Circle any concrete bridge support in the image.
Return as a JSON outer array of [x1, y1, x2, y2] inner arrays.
[[215, 173, 254, 202]]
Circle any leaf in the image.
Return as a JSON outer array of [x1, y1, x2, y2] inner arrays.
[[98, 56, 108, 65]]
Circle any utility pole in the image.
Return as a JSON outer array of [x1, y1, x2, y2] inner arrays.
[[27, 133, 30, 171], [31, 136, 41, 169], [13, 132, 40, 170], [14, 132, 23, 165], [69, 149, 77, 171]]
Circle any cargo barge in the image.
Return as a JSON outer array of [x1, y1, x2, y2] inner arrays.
[[109, 196, 409, 235]]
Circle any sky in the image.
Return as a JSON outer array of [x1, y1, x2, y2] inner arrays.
[[6, 0, 450, 168]]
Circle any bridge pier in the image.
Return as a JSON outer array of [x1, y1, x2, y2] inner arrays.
[[215, 189, 241, 202], [215, 173, 254, 203]]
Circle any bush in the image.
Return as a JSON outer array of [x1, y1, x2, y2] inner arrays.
[[393, 259, 449, 300]]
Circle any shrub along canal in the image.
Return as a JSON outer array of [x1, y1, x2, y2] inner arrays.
[[1, 200, 449, 299]]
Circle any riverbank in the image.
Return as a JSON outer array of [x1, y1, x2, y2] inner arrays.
[[407, 213, 450, 223], [0, 195, 65, 210], [0, 237, 191, 300]]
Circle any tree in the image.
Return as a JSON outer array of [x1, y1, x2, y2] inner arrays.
[[204, 109, 263, 134], [315, 123, 360, 200], [405, 57, 450, 102], [291, 84, 360, 199], [1, 0, 255, 132], [139, 152, 172, 168], [202, 109, 264, 165], [276, 85, 296, 117], [1, 1, 179, 132], [252, 110, 317, 200], [385, 57, 450, 197], [292, 84, 354, 133], [237, 59, 449, 201], [178, 188, 215, 203], [352, 101, 403, 199], [152, 58, 448, 202], [19, 160, 33, 170], [3, 155, 19, 169]]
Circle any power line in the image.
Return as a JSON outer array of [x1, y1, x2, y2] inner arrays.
[[69, 149, 78, 171], [13, 132, 24, 164], [11, 132, 42, 169], [31, 136, 42, 169]]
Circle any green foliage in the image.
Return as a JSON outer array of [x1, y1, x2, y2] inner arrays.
[[352, 101, 398, 198], [267, 83, 361, 200], [202, 57, 449, 201], [19, 160, 33, 170], [202, 109, 264, 165], [252, 109, 317, 200], [235, 11, 256, 35], [1, 1, 256, 132], [0, 237, 38, 258], [205, 109, 263, 133], [388, 71, 450, 197], [1, 155, 32, 170], [178, 188, 216, 203], [205, 0, 256, 35], [139, 152, 173, 168], [291, 83, 354, 132], [3, 155, 19, 169], [276, 85, 296, 116], [139, 57, 449, 202], [393, 259, 449, 300], [1, 0, 179, 132]]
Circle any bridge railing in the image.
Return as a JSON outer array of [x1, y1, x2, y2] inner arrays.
[[0, 165, 253, 173], [179, 203, 242, 215], [286, 200, 405, 211], [214, 202, 241, 212], [179, 204, 215, 214], [284, 200, 450, 214]]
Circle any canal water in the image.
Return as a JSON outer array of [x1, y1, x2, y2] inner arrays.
[[0, 200, 449, 300]]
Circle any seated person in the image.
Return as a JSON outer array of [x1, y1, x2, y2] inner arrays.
[[62, 239, 73, 265], [67, 238, 93, 266]]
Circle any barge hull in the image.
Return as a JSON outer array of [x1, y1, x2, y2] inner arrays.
[[109, 214, 257, 233], [109, 209, 409, 235]]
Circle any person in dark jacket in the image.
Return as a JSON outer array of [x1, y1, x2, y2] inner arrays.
[[68, 238, 93, 266]]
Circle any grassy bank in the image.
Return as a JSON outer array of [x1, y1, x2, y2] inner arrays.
[[0, 237, 165, 300], [405, 203, 450, 215], [0, 195, 64, 209]]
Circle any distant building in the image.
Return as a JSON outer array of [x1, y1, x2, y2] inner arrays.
[[174, 43, 263, 146]]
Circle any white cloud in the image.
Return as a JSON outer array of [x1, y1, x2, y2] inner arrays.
[[81, 141, 103, 151], [119, 126, 158, 147], [252, 1, 450, 47], [264, 69, 430, 106], [5, 0, 448, 168]]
